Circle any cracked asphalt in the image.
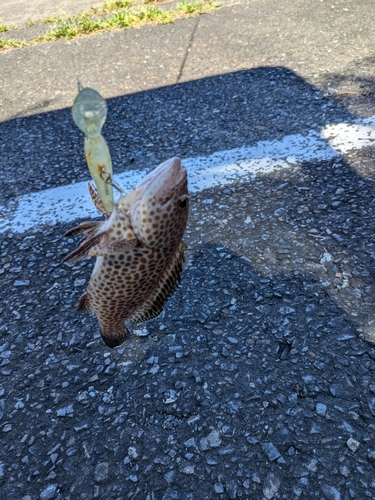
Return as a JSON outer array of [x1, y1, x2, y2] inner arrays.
[[1, 0, 375, 499]]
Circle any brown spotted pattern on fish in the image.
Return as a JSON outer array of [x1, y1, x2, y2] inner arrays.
[[64, 157, 189, 348]]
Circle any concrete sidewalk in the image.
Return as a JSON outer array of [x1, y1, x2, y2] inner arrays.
[[0, 0, 106, 26], [0, 0, 374, 122]]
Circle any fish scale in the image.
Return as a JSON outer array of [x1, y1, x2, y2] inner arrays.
[[64, 157, 189, 348]]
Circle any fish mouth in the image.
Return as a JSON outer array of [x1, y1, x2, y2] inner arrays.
[[156, 158, 187, 200], [136, 157, 187, 202]]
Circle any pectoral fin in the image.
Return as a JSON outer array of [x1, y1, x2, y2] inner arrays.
[[63, 231, 105, 262], [64, 221, 103, 239], [89, 237, 138, 256]]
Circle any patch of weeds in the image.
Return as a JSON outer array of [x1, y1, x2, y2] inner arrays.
[[175, 0, 219, 15], [104, 5, 174, 28], [40, 16, 60, 25], [25, 20, 36, 28], [37, 20, 78, 40], [1, 0, 221, 49], [75, 15, 104, 33], [138, 6, 174, 24], [0, 25, 8, 33], [91, 0, 133, 14], [142, 0, 165, 4], [40, 6, 175, 38], [0, 38, 26, 49], [38, 14, 104, 40], [105, 10, 138, 28]]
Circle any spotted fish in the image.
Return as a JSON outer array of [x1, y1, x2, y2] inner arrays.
[[64, 157, 189, 348]]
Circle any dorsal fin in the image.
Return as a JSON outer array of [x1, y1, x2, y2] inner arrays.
[[88, 182, 109, 217], [129, 241, 186, 324]]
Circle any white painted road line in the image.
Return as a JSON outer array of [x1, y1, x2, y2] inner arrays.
[[1, 117, 375, 234], [323, 116, 375, 153]]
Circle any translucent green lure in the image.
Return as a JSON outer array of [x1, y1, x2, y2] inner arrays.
[[72, 87, 114, 215]]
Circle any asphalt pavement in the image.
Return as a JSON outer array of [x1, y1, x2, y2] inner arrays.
[[1, 0, 375, 499]]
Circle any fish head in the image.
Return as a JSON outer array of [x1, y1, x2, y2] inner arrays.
[[130, 157, 189, 248]]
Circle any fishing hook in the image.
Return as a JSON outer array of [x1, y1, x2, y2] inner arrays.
[[100, 170, 124, 194]]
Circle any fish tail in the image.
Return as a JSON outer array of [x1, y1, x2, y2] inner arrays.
[[100, 324, 131, 349]]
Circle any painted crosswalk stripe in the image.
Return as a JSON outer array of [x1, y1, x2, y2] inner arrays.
[[1, 116, 375, 234]]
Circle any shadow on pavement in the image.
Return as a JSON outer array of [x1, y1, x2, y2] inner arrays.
[[0, 65, 357, 201]]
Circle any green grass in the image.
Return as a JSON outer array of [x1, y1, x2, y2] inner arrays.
[[175, 0, 216, 14], [0, 38, 26, 49], [39, 14, 104, 40], [28, 1, 133, 27], [108, 5, 175, 26], [90, 0, 133, 14], [37, 0, 218, 41], [142, 0, 166, 5], [0, 0, 220, 50], [40, 16, 60, 24], [0, 24, 19, 33], [36, 6, 175, 41]]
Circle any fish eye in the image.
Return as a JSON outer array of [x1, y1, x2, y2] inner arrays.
[[178, 197, 188, 209]]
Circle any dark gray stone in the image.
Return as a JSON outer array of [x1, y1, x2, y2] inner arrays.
[[261, 442, 281, 462], [321, 484, 341, 500], [94, 462, 109, 483], [263, 472, 281, 499], [40, 484, 58, 500]]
